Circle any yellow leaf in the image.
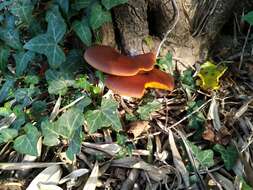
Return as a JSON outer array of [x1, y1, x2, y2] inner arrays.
[[197, 61, 227, 90]]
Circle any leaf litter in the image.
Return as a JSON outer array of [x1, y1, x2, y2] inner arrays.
[[0, 2, 253, 190]]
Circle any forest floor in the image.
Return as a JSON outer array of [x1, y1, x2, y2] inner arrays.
[[0, 1, 253, 190]]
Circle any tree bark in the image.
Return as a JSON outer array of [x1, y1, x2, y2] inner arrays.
[[101, 0, 252, 69]]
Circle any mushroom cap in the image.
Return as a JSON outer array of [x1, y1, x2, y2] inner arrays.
[[105, 68, 175, 98], [84, 45, 155, 76]]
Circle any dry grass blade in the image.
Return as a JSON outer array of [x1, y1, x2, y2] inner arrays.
[[168, 129, 190, 187], [59, 95, 86, 113], [83, 161, 99, 190], [59, 168, 89, 184], [50, 95, 61, 121], [0, 162, 64, 170], [26, 165, 62, 190]]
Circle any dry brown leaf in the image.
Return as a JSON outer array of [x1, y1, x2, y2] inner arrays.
[[127, 121, 150, 138], [0, 181, 23, 190], [202, 127, 215, 142]]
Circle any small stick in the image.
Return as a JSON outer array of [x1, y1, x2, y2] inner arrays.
[[58, 95, 86, 113], [239, 25, 251, 70], [155, 0, 180, 59], [167, 99, 212, 130]]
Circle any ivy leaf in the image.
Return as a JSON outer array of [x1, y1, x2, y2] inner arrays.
[[10, 0, 34, 24], [54, 0, 69, 14], [24, 34, 66, 68], [12, 105, 26, 130], [14, 88, 36, 106], [24, 5, 66, 68], [14, 51, 35, 76], [60, 49, 84, 74], [46, 5, 67, 43], [71, 0, 91, 11], [187, 101, 205, 140], [101, 0, 128, 10], [0, 106, 12, 117], [137, 100, 162, 120], [213, 144, 238, 170], [243, 11, 253, 25], [197, 61, 227, 90], [157, 52, 173, 73], [180, 69, 196, 92], [30, 100, 47, 120], [45, 69, 75, 95], [88, 2, 112, 30], [0, 46, 10, 71], [66, 128, 83, 160], [85, 98, 122, 133], [13, 123, 40, 156], [54, 108, 84, 139], [0, 16, 22, 50], [0, 79, 15, 103], [0, 128, 18, 143], [41, 120, 60, 146], [0, 0, 13, 11], [72, 19, 92, 46], [188, 141, 214, 169]]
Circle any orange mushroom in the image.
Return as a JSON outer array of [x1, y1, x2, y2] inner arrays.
[[84, 45, 155, 76], [105, 68, 175, 98]]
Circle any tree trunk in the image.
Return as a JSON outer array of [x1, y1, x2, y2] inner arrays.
[[100, 0, 253, 70]]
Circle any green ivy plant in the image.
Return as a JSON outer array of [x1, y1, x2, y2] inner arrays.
[[0, 0, 128, 160]]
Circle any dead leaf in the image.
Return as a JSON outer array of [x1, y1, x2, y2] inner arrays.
[[127, 121, 150, 138], [83, 161, 99, 190], [0, 162, 63, 170], [208, 96, 222, 131], [82, 142, 121, 156], [168, 129, 190, 187], [59, 168, 89, 184], [212, 172, 235, 190], [111, 157, 176, 182], [202, 126, 215, 142], [26, 165, 62, 190], [234, 98, 253, 120], [50, 95, 61, 121], [38, 184, 63, 190]]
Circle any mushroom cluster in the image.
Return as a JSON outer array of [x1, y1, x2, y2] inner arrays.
[[84, 45, 174, 98]]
